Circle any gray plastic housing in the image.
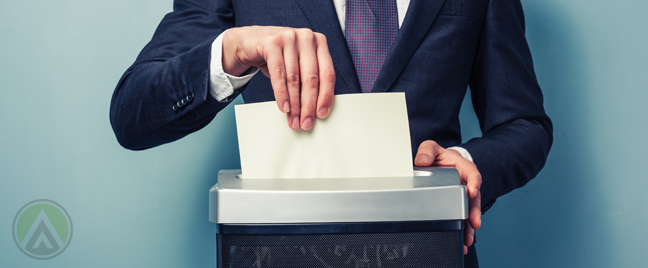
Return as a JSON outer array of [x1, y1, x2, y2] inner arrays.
[[209, 167, 468, 224]]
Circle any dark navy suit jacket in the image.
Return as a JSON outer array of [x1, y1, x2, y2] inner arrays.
[[110, 1, 552, 262]]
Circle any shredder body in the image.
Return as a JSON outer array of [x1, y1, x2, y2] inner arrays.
[[209, 167, 468, 267]]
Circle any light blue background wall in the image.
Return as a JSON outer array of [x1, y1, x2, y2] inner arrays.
[[0, 0, 646, 267]]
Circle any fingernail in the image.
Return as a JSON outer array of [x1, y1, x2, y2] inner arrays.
[[291, 116, 300, 129], [302, 117, 313, 130], [283, 101, 290, 113], [317, 107, 329, 118], [417, 155, 430, 165]]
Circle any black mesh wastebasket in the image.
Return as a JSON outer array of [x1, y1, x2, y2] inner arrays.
[[217, 222, 463, 267]]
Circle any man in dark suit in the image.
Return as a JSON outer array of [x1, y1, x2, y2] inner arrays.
[[110, 0, 553, 266]]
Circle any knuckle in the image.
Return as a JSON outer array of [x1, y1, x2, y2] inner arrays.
[[321, 69, 336, 82], [303, 74, 319, 88], [301, 101, 316, 111], [297, 28, 314, 35], [420, 140, 437, 150], [287, 73, 300, 85], [297, 28, 316, 42], [267, 35, 283, 47], [291, 104, 301, 113], [282, 30, 297, 42], [315, 34, 329, 47], [288, 111, 300, 118], [301, 99, 316, 111], [274, 86, 287, 96], [272, 65, 286, 79], [315, 32, 327, 42]]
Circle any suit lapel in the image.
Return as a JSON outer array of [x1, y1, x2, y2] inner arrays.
[[294, 0, 362, 93], [372, 0, 446, 93]]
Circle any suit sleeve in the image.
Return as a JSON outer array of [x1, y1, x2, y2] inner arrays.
[[461, 0, 553, 209], [110, 0, 237, 150]]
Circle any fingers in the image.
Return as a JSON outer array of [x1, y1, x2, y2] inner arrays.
[[414, 140, 442, 166], [414, 140, 483, 254], [449, 159, 481, 199], [466, 171, 481, 199], [464, 219, 475, 255], [414, 141, 482, 201], [282, 31, 301, 130], [464, 192, 481, 254], [461, 160, 481, 251], [246, 27, 334, 130], [439, 148, 482, 230], [295, 30, 335, 130], [297, 29, 319, 130], [434, 147, 482, 199], [315, 33, 335, 120], [263, 35, 294, 125], [469, 190, 482, 230]]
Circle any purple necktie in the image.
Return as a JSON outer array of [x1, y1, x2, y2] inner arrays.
[[346, 0, 398, 93]]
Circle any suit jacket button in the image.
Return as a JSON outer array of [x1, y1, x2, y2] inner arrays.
[[172, 104, 179, 111], [181, 99, 188, 105], [186, 92, 194, 101], [176, 101, 183, 108]]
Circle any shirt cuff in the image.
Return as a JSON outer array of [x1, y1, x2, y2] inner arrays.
[[209, 30, 259, 102], [447, 146, 474, 163]]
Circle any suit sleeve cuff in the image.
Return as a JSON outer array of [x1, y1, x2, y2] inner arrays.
[[447, 146, 474, 163], [209, 30, 258, 102]]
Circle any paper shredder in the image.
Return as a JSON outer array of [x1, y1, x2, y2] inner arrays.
[[209, 166, 468, 267]]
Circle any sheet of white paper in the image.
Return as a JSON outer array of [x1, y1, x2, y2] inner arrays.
[[235, 93, 413, 179]]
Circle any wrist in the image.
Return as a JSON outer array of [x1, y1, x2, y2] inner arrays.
[[447, 146, 474, 162], [222, 28, 251, 76]]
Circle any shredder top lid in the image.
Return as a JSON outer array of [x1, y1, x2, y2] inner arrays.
[[209, 167, 467, 224]]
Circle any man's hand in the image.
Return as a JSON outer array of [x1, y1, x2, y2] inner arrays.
[[222, 26, 335, 131], [414, 140, 482, 255]]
